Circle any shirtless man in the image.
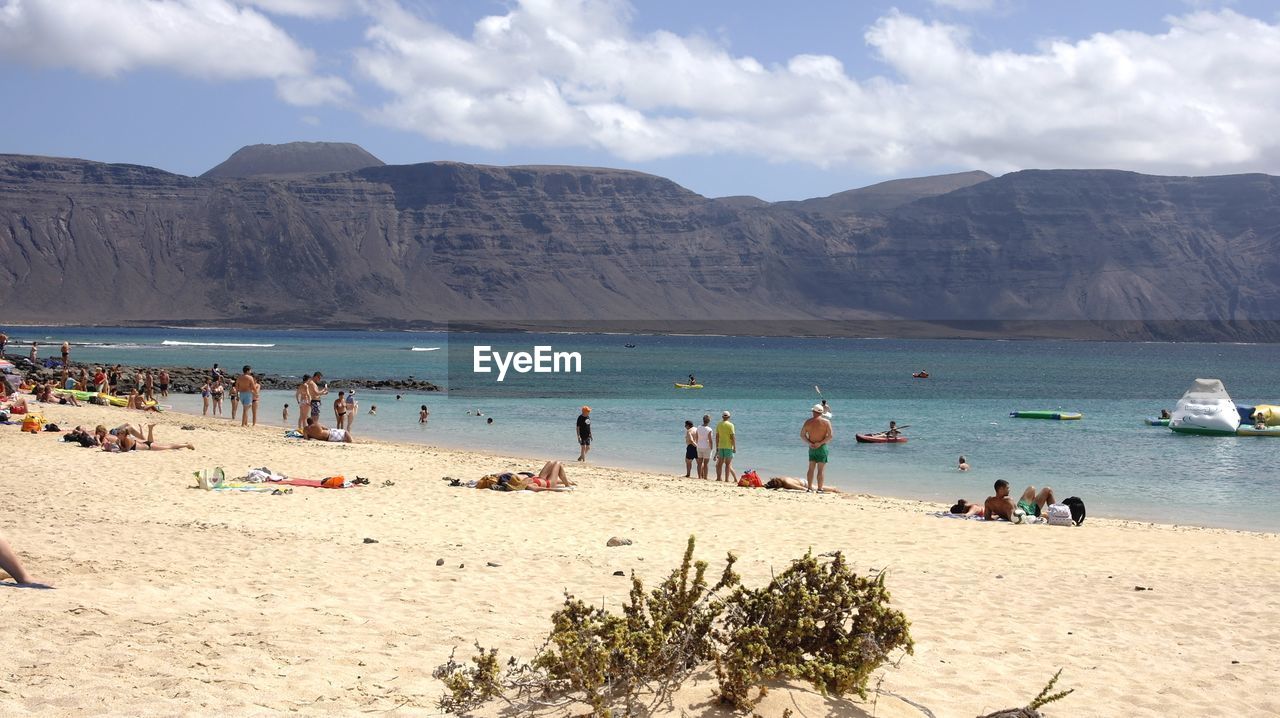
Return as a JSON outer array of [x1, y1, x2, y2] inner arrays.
[[60, 341, 70, 368], [144, 369, 156, 402], [303, 372, 328, 426], [801, 404, 834, 492], [159, 370, 170, 398], [984, 480, 1055, 521], [303, 416, 353, 442], [234, 366, 260, 427]]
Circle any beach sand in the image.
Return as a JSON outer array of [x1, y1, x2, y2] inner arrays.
[[2, 401, 1278, 717]]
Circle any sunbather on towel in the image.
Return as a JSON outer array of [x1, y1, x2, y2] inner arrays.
[[984, 480, 1054, 521], [525, 461, 575, 490], [764, 476, 844, 492], [949, 499, 985, 517], [304, 417, 354, 443], [105, 423, 194, 452]]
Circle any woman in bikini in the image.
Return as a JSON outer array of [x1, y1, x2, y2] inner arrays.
[[107, 424, 194, 452]]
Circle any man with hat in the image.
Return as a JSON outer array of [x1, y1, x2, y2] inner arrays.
[[576, 406, 592, 462], [715, 411, 737, 483], [801, 403, 834, 493]]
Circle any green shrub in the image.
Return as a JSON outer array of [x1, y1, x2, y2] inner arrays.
[[434, 537, 912, 716]]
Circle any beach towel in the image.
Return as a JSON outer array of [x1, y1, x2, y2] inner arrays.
[[930, 511, 986, 521], [284, 430, 304, 439], [271, 478, 358, 489]]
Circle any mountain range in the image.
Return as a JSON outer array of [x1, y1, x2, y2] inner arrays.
[[2, 142, 1278, 339]]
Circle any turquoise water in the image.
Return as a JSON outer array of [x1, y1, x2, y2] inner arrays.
[[6, 325, 1278, 531]]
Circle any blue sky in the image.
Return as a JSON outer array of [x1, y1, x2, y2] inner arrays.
[[2, 0, 1279, 200]]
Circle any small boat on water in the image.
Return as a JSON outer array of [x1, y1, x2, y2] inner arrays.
[[1237, 426, 1280, 437], [1010, 410, 1083, 420], [855, 432, 908, 444], [674, 383, 703, 389], [624, 343, 636, 348], [912, 371, 930, 379]]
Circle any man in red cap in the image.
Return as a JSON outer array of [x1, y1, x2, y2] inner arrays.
[[576, 406, 592, 462]]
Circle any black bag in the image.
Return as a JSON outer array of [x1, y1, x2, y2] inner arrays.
[[1062, 496, 1086, 525]]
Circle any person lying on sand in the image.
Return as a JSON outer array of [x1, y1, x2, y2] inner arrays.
[[984, 479, 1054, 521], [949, 499, 984, 517], [102, 423, 194, 452], [764, 476, 844, 493], [527, 461, 575, 490], [303, 417, 353, 443]]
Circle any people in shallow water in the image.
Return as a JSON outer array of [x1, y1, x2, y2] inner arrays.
[[957, 455, 970, 471], [1159, 408, 1171, 420]]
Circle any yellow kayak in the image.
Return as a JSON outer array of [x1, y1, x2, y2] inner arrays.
[[674, 383, 703, 389]]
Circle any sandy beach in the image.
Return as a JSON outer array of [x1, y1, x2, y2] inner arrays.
[[2, 400, 1278, 717]]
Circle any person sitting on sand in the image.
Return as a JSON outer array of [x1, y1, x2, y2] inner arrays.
[[0, 533, 39, 586], [303, 416, 353, 443], [949, 499, 984, 517], [957, 455, 970, 471], [764, 476, 844, 493], [127, 388, 158, 412], [105, 423, 194, 452], [984, 479, 1055, 521]]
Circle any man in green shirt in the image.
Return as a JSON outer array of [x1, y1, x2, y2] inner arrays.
[[715, 411, 737, 483]]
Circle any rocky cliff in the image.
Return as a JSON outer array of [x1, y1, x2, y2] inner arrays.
[[2, 151, 1278, 335]]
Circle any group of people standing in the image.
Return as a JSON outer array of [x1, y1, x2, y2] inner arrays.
[[198, 363, 261, 427]]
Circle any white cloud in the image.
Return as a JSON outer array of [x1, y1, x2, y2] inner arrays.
[[0, 0, 347, 106], [349, 2, 1280, 176], [237, 0, 353, 19], [929, 0, 996, 11]]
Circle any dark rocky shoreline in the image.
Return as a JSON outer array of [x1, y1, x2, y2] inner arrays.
[[0, 355, 442, 394]]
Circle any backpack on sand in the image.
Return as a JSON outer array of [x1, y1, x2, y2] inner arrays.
[[1061, 496, 1086, 526]]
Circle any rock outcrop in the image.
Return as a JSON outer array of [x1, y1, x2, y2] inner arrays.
[[201, 142, 384, 179]]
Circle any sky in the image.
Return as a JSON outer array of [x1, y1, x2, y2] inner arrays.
[[3, 0, 1280, 200]]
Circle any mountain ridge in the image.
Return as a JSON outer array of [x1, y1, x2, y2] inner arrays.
[[2, 152, 1278, 339]]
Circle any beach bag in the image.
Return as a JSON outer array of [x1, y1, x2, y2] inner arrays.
[[1062, 497, 1086, 525], [738, 469, 762, 488], [1045, 503, 1075, 527], [21, 415, 42, 433], [194, 468, 226, 490]]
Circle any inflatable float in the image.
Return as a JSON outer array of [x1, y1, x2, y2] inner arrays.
[[52, 388, 158, 409], [855, 433, 907, 443], [1169, 379, 1240, 436], [674, 383, 703, 390], [1250, 404, 1280, 427], [1010, 411, 1083, 420], [1237, 426, 1280, 437], [1146, 417, 1171, 427]]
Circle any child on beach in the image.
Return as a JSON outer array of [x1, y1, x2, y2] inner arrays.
[[419, 405, 429, 424], [283, 404, 289, 423]]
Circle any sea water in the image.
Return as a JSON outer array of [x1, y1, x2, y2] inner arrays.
[[6, 325, 1278, 531]]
